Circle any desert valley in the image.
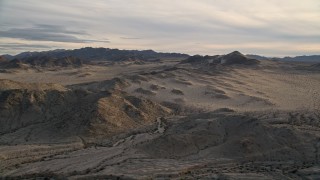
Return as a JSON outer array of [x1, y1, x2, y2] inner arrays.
[[0, 48, 320, 179]]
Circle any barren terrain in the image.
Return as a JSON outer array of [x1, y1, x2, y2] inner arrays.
[[0, 52, 320, 179]]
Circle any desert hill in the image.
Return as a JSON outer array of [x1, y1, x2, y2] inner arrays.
[[218, 51, 259, 65], [181, 51, 259, 66], [0, 79, 171, 144], [141, 109, 319, 162]]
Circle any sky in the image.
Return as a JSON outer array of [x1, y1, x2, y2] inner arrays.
[[0, 0, 320, 57]]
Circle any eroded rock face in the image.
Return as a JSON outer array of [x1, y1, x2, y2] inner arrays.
[[0, 79, 171, 144]]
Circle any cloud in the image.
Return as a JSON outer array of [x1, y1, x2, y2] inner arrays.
[[0, 0, 319, 56], [0, 43, 52, 49], [0, 42, 55, 54], [0, 24, 110, 43]]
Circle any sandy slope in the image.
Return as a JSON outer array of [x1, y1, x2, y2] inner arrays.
[[126, 60, 320, 112]]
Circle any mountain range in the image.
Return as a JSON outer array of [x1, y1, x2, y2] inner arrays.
[[1, 47, 189, 62], [1, 48, 319, 64]]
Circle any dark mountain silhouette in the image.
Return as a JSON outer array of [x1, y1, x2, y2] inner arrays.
[[7, 47, 189, 62]]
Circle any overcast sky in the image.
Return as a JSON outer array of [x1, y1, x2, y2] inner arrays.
[[0, 0, 319, 56]]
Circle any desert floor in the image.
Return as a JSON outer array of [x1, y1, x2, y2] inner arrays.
[[1, 59, 320, 179]]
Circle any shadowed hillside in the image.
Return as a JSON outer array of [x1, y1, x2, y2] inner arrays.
[[0, 79, 171, 144]]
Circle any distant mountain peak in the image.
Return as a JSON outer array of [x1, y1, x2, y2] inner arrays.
[[229, 51, 243, 55], [225, 51, 246, 58]]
